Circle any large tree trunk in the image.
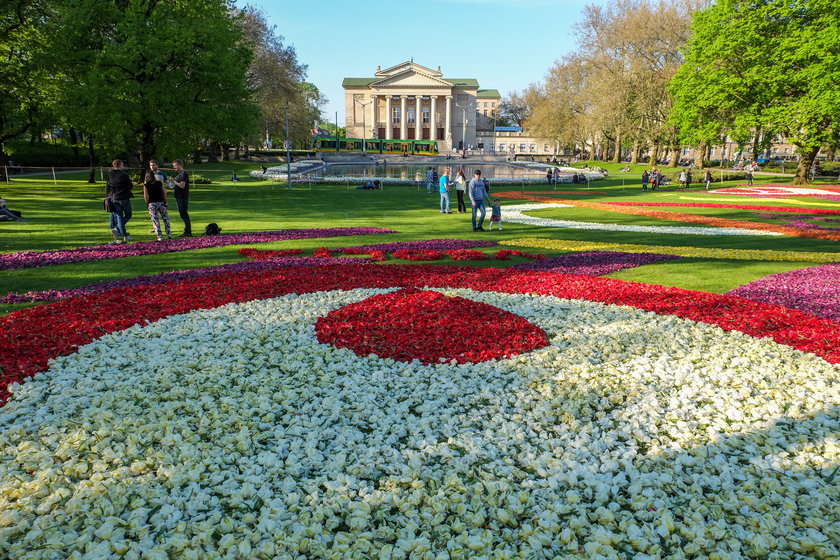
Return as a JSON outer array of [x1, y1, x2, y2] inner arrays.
[[630, 139, 640, 164], [793, 146, 819, 185], [87, 136, 97, 183], [612, 129, 622, 163], [0, 142, 8, 183], [650, 143, 660, 165], [669, 147, 679, 168], [694, 142, 707, 168], [138, 123, 157, 181]]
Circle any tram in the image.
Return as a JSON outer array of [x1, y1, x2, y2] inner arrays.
[[313, 137, 439, 156]]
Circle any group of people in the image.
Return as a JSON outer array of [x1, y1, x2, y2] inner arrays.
[[435, 167, 502, 231], [105, 158, 192, 244], [642, 167, 716, 191]]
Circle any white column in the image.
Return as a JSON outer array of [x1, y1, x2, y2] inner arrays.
[[430, 95, 437, 141], [385, 96, 392, 140], [445, 96, 452, 146], [370, 96, 377, 138], [415, 96, 421, 140], [400, 95, 408, 140]]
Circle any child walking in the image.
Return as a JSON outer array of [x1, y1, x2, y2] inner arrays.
[[143, 171, 172, 241], [489, 198, 503, 230]]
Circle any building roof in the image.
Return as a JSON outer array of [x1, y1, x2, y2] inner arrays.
[[477, 89, 501, 99], [342, 77, 481, 88]]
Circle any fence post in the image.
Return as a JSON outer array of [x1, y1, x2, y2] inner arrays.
[[52, 167, 57, 186], [3, 166, 8, 184]]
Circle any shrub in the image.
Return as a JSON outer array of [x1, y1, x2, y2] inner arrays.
[[191, 174, 212, 184]]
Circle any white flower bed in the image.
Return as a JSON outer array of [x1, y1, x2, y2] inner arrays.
[[1, 289, 837, 558], [502, 203, 782, 236]]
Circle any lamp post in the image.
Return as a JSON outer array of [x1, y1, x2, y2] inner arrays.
[[455, 101, 472, 154], [355, 98, 373, 154]]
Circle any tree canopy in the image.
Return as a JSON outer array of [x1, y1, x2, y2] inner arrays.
[[671, 0, 840, 182]]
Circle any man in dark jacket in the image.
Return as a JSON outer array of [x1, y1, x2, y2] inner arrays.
[[106, 159, 134, 243]]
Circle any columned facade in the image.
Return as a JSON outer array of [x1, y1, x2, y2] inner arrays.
[[343, 62, 501, 153]]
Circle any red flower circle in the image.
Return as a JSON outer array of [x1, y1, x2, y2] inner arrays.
[[315, 288, 549, 364]]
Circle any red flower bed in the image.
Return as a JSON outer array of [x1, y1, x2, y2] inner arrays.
[[445, 249, 490, 261], [340, 248, 388, 261], [238, 248, 304, 259], [315, 288, 549, 364], [313, 247, 332, 258], [494, 249, 546, 261], [2, 264, 839, 405], [393, 249, 445, 261]]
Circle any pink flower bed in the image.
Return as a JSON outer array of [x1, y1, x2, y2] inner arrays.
[[727, 264, 840, 322]]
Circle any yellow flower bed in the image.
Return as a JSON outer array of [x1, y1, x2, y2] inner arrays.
[[501, 238, 840, 263]]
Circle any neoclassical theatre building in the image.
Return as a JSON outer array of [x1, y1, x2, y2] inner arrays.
[[343, 61, 500, 152]]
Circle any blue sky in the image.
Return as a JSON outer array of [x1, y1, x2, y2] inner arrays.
[[243, 0, 607, 124]]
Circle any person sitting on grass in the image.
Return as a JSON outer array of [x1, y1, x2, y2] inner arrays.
[[0, 196, 24, 221]]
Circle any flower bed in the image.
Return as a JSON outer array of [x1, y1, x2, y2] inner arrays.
[[603, 201, 840, 215], [495, 192, 840, 241], [0, 264, 838, 558], [727, 263, 840, 322], [393, 249, 445, 261], [493, 249, 545, 261], [514, 251, 680, 276], [444, 249, 490, 261], [0, 256, 372, 304], [503, 237, 840, 263], [0, 227, 396, 271], [337, 239, 498, 253], [237, 248, 304, 259], [501, 203, 778, 236]]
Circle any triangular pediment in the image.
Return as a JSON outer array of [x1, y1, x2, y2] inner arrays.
[[371, 68, 452, 88], [376, 61, 442, 78]]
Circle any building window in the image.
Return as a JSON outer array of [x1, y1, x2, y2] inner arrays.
[[499, 143, 506, 152], [483, 102, 488, 107], [483, 110, 487, 116], [519, 144, 526, 152], [530, 144, 536, 152], [392, 106, 400, 124], [544, 145, 550, 152], [408, 107, 415, 125], [422, 110, 430, 124], [492, 102, 496, 107]]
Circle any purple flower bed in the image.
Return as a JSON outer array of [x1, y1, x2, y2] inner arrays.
[[1, 256, 372, 304], [0, 227, 395, 271], [727, 264, 840, 322], [337, 239, 498, 253], [514, 251, 681, 276]]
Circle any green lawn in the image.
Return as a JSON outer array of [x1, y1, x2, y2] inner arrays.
[[2, 160, 838, 315]]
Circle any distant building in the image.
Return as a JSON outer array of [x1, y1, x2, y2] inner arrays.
[[343, 61, 500, 152]]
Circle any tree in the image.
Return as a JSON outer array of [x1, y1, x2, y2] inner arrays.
[[238, 6, 322, 149], [0, 0, 57, 179], [51, 0, 257, 171], [671, 0, 840, 183], [498, 92, 530, 128]]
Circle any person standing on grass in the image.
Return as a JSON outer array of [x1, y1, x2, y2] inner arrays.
[[425, 167, 434, 194], [468, 169, 490, 231], [705, 168, 713, 190], [170, 159, 192, 237], [143, 171, 171, 241], [454, 169, 467, 213], [439, 167, 452, 213], [642, 169, 649, 191], [106, 159, 133, 243], [488, 198, 503, 230]]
